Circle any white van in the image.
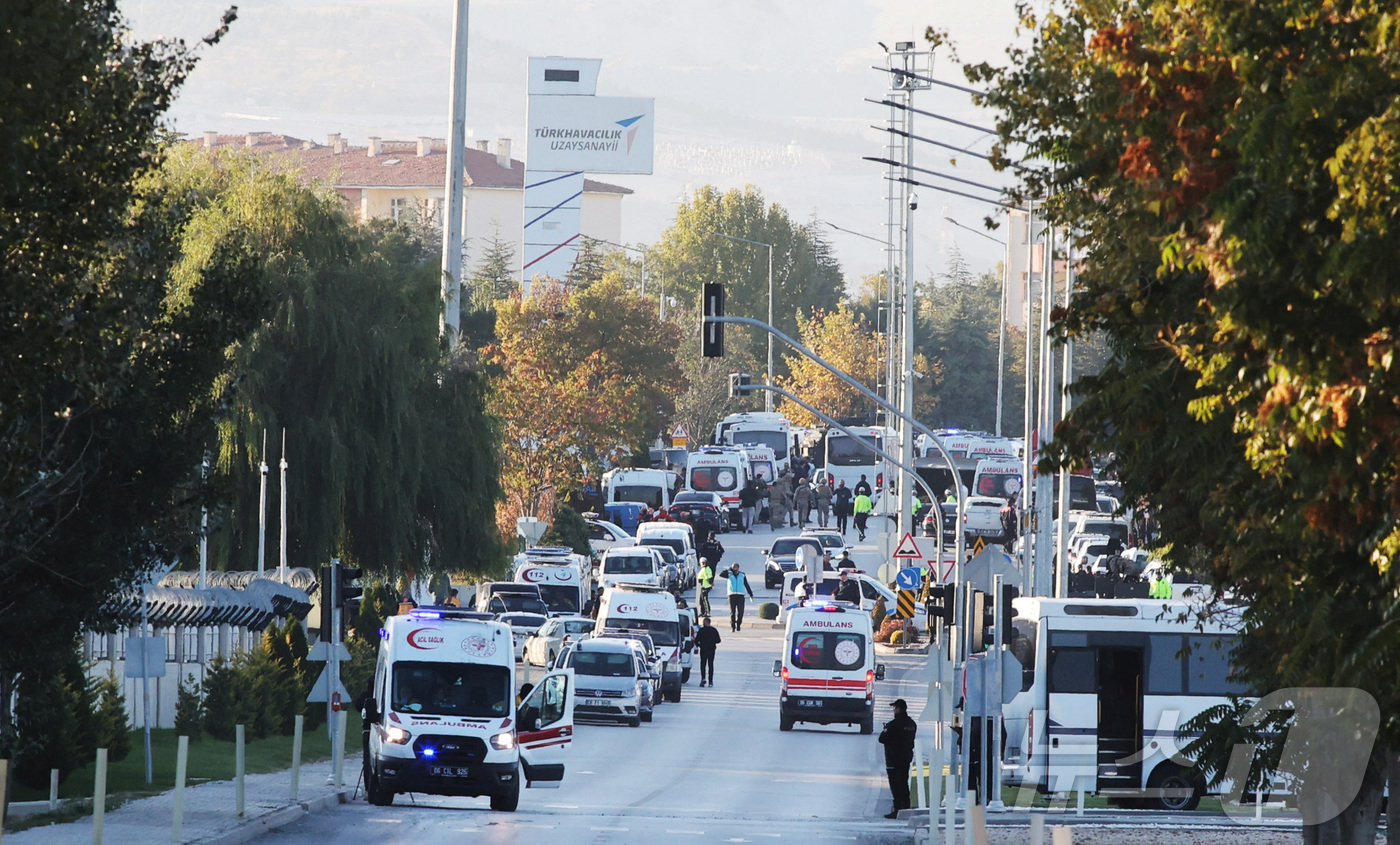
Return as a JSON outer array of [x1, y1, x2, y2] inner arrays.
[[597, 584, 684, 701], [601, 467, 680, 510], [780, 571, 928, 630], [973, 459, 1023, 501], [597, 546, 664, 591], [686, 447, 752, 525], [362, 608, 577, 811], [514, 561, 586, 616], [772, 600, 885, 733], [635, 522, 697, 583]]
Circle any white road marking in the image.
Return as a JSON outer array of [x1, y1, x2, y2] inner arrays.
[[591, 827, 629, 831], [665, 830, 706, 835]]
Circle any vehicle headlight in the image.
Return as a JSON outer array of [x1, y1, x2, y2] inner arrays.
[[489, 731, 516, 750], [385, 726, 412, 744]]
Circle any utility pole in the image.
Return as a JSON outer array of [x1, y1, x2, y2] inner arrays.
[[1020, 204, 1036, 597], [257, 430, 267, 577], [439, 0, 470, 345]]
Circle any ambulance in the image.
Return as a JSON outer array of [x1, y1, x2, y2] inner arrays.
[[597, 584, 685, 702], [771, 599, 885, 733], [514, 557, 588, 615], [362, 608, 577, 811]]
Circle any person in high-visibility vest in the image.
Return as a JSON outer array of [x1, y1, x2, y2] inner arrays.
[[698, 558, 715, 616], [852, 492, 874, 541]]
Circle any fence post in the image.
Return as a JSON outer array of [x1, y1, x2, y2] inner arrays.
[[962, 790, 976, 845], [234, 725, 245, 817], [1029, 813, 1045, 845], [943, 773, 956, 845], [49, 768, 59, 812], [172, 735, 189, 841], [1050, 825, 1074, 845], [290, 715, 303, 802], [92, 748, 108, 845]]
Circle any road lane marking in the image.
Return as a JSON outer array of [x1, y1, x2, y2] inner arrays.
[[665, 830, 705, 835], [591, 827, 629, 831], [547, 804, 580, 809]]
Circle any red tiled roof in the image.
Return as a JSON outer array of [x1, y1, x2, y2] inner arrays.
[[187, 133, 632, 195]]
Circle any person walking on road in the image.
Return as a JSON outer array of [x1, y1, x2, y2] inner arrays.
[[793, 477, 813, 527], [854, 474, 873, 498], [879, 698, 918, 818], [699, 532, 725, 568], [724, 563, 755, 632], [739, 481, 759, 533], [833, 480, 853, 535], [694, 616, 722, 686], [769, 472, 792, 531], [814, 477, 832, 528], [853, 491, 874, 541], [697, 558, 715, 616]]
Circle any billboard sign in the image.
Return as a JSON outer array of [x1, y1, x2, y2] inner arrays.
[[527, 95, 655, 175]]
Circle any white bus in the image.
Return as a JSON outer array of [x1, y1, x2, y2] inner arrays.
[[1002, 597, 1246, 811], [714, 412, 792, 473], [820, 426, 894, 504]]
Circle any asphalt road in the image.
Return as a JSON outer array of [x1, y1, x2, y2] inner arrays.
[[261, 518, 926, 845]]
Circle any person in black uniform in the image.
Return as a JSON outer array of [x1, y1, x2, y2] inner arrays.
[[694, 616, 722, 687], [854, 474, 873, 497], [832, 569, 861, 604], [879, 698, 918, 818]]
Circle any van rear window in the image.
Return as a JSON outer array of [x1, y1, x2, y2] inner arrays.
[[790, 632, 866, 671], [604, 556, 654, 575]]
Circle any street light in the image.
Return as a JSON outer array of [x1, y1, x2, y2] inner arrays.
[[943, 216, 1000, 244], [705, 230, 774, 413]]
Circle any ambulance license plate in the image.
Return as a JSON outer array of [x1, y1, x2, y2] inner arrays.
[[431, 766, 469, 778], [585, 698, 610, 707], [798, 698, 823, 708]]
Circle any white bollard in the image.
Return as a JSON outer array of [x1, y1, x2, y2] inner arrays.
[[235, 724, 246, 817], [926, 748, 943, 845], [969, 800, 987, 845], [93, 748, 108, 845], [943, 774, 957, 845], [1, 758, 9, 845], [1050, 825, 1074, 845], [335, 709, 348, 789], [50, 767, 59, 811], [172, 736, 189, 841], [1255, 788, 1263, 821], [962, 790, 976, 845], [1075, 787, 1085, 816], [522, 655, 532, 689], [290, 715, 304, 801], [1029, 813, 1045, 845]]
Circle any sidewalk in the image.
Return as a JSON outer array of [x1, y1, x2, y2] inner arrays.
[[6, 755, 357, 845]]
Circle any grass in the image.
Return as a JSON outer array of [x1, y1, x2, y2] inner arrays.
[[905, 767, 1233, 814], [9, 713, 362, 803]]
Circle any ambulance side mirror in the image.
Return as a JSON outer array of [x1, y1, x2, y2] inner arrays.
[[772, 659, 782, 677], [875, 663, 887, 681]]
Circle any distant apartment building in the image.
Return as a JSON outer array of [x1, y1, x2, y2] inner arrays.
[[192, 131, 632, 278]]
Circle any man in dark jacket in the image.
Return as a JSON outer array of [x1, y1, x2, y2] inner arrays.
[[738, 481, 759, 533], [832, 480, 854, 535], [879, 698, 918, 818], [694, 616, 722, 686], [698, 532, 725, 568], [854, 474, 873, 497], [832, 570, 861, 604]]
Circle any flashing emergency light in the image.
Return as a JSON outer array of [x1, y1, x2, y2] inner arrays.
[[421, 747, 436, 758], [410, 609, 442, 620]]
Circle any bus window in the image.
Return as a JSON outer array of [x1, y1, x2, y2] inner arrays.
[[1186, 635, 1249, 695], [1146, 634, 1185, 694], [827, 434, 882, 466], [1047, 647, 1095, 694]]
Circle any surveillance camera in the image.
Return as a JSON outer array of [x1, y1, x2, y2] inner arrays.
[[908, 193, 919, 211]]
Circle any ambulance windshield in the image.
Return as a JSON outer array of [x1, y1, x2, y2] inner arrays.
[[392, 662, 511, 718]]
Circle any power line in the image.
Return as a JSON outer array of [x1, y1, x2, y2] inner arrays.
[[866, 97, 998, 137], [864, 156, 1009, 198], [870, 65, 985, 97], [884, 175, 1025, 212]]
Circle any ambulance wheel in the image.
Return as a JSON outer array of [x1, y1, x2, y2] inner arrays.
[[779, 713, 794, 732], [860, 715, 874, 735], [489, 776, 520, 812], [628, 715, 642, 727], [364, 762, 393, 807], [681, 668, 691, 684]]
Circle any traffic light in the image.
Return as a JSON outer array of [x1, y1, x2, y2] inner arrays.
[[338, 565, 364, 641], [999, 583, 1019, 647], [319, 564, 334, 630], [970, 589, 991, 653], [729, 372, 752, 398], [925, 584, 955, 626], [701, 283, 725, 358]]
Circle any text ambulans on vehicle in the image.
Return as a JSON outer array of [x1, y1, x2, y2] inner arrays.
[[362, 608, 577, 811], [773, 600, 885, 733]]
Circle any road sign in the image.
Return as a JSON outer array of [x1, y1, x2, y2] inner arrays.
[[671, 423, 689, 447], [307, 665, 350, 704], [123, 636, 166, 679], [895, 589, 916, 619], [971, 536, 987, 555], [895, 567, 921, 590], [877, 562, 898, 584], [307, 641, 352, 662], [892, 532, 923, 559]]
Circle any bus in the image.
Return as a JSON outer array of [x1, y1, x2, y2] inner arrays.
[[714, 412, 792, 473], [1002, 597, 1247, 810], [820, 426, 895, 503]]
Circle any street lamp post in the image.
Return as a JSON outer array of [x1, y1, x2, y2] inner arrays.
[[707, 231, 775, 412]]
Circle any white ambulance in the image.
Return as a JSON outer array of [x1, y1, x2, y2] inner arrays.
[[362, 608, 577, 811], [514, 558, 587, 616], [686, 446, 752, 527], [771, 599, 885, 733], [597, 584, 685, 702]]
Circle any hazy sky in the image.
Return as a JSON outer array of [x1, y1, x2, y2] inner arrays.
[[123, 0, 1025, 284]]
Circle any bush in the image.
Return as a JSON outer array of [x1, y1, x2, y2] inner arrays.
[[890, 630, 905, 645], [92, 667, 131, 762], [12, 670, 84, 789], [875, 617, 903, 644], [202, 650, 292, 741], [871, 596, 888, 631], [540, 505, 591, 557], [757, 602, 779, 620], [175, 674, 203, 742]]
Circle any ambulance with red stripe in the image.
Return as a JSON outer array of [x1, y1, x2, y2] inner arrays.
[[362, 608, 576, 811], [772, 599, 886, 733]]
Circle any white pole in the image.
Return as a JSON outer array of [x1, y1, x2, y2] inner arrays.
[[257, 429, 268, 577], [1020, 204, 1036, 597], [994, 220, 1010, 437], [49, 766, 59, 812], [142, 591, 153, 784], [962, 790, 976, 845], [290, 714, 304, 801], [92, 748, 108, 845], [765, 244, 774, 413], [234, 724, 245, 817], [1029, 814, 1045, 845], [926, 747, 943, 845], [172, 735, 189, 841], [1055, 235, 1075, 598], [898, 148, 916, 542], [279, 430, 288, 582], [335, 710, 348, 789], [1033, 224, 1056, 597], [199, 453, 209, 591], [943, 773, 957, 845], [439, 0, 470, 337], [1051, 825, 1074, 845]]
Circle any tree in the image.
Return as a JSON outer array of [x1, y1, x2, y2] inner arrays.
[[487, 277, 684, 530], [0, 0, 251, 767], [970, 3, 1400, 840], [919, 262, 1013, 430], [649, 186, 845, 376], [566, 237, 607, 290], [776, 306, 884, 427], [469, 226, 518, 310]]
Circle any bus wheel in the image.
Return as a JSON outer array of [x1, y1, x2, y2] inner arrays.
[[1147, 764, 1202, 812]]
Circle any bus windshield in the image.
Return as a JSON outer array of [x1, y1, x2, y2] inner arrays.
[[827, 434, 882, 466], [734, 430, 788, 459]]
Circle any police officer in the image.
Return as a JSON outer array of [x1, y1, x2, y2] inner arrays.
[[879, 698, 918, 818]]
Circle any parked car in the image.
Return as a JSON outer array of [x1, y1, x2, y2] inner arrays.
[[498, 611, 549, 660], [763, 536, 825, 589], [800, 529, 851, 561], [524, 615, 595, 668], [667, 501, 727, 537], [586, 518, 632, 554]]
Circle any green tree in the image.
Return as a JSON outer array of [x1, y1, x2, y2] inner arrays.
[[670, 304, 763, 448], [919, 261, 1016, 430], [539, 505, 591, 558], [0, 0, 252, 761], [469, 226, 518, 309], [971, 2, 1400, 840], [649, 186, 844, 375], [566, 237, 607, 290]]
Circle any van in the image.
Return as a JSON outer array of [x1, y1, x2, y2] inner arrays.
[[601, 467, 680, 510], [973, 459, 1023, 500], [780, 571, 928, 630], [362, 608, 577, 810], [514, 559, 588, 616], [597, 584, 684, 702], [772, 600, 886, 733], [476, 582, 549, 616], [597, 546, 664, 591], [555, 637, 647, 727], [635, 522, 697, 583], [686, 447, 753, 526]]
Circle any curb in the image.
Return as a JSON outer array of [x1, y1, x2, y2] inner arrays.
[[192, 789, 350, 845]]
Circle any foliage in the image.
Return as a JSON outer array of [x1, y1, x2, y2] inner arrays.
[[918, 263, 1017, 430], [12, 662, 89, 789], [777, 305, 885, 426], [566, 238, 608, 290], [92, 668, 131, 763], [469, 226, 519, 310], [155, 148, 506, 581], [201, 650, 293, 742], [486, 277, 685, 528], [649, 186, 845, 378], [540, 505, 592, 558], [0, 0, 254, 756], [175, 675, 203, 742], [969, 1, 1400, 839]]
